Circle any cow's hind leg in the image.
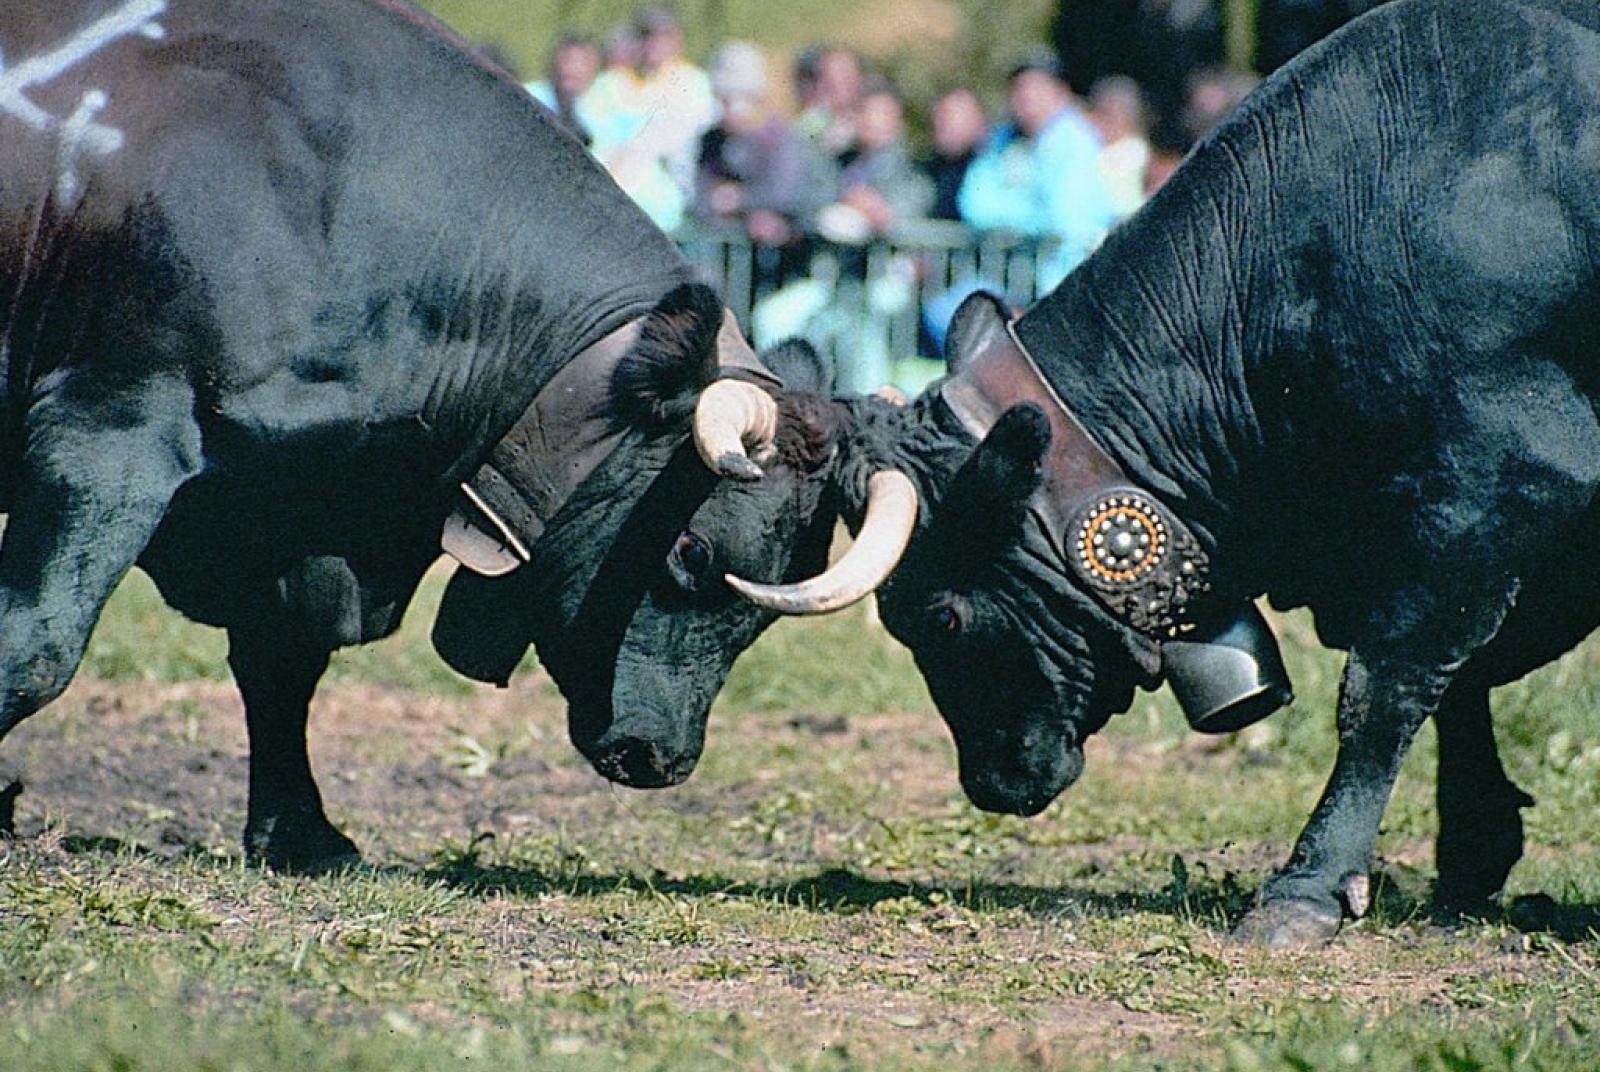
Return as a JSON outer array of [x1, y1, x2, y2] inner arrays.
[[0, 384, 199, 829], [1433, 673, 1532, 915], [229, 621, 358, 873]]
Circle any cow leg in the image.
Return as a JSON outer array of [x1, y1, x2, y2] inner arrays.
[[0, 395, 198, 830], [1433, 674, 1533, 914], [229, 623, 359, 872], [1234, 648, 1451, 948]]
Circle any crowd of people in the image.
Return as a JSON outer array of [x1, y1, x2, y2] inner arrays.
[[518, 5, 1264, 376]]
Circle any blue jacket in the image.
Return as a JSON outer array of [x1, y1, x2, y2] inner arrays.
[[957, 107, 1117, 287]]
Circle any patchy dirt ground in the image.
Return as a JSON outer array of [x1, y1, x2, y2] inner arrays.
[[5, 668, 1594, 1071], [4, 671, 971, 863]]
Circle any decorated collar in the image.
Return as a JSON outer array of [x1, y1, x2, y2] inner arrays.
[[443, 313, 780, 576], [939, 322, 1210, 638]]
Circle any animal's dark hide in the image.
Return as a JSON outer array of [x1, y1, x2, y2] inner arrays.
[[0, 0, 769, 871], [870, 0, 1600, 944]]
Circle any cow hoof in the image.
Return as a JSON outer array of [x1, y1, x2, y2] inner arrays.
[[1432, 882, 1503, 924], [1233, 898, 1342, 950], [1506, 893, 1559, 933], [245, 815, 362, 875]]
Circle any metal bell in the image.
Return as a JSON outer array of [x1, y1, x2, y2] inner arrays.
[[1163, 603, 1293, 734]]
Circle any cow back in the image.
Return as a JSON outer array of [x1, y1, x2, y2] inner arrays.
[[0, 0, 692, 488]]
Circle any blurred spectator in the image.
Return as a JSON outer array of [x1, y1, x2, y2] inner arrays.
[[1088, 76, 1150, 218], [819, 80, 934, 243], [958, 51, 1116, 288], [633, 6, 717, 194], [694, 41, 835, 254], [581, 10, 717, 234], [1052, 0, 1223, 123], [793, 46, 824, 116], [582, 19, 681, 232], [1143, 112, 1194, 197], [525, 34, 600, 144], [919, 88, 988, 222], [797, 47, 865, 158], [1180, 66, 1259, 142], [583, 23, 645, 143]]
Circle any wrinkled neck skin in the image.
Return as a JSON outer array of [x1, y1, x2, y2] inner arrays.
[[1013, 178, 1268, 604]]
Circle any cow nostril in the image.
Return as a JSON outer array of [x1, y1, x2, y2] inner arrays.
[[594, 736, 685, 789]]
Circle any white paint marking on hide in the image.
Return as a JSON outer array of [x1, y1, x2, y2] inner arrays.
[[0, 0, 167, 205], [57, 90, 125, 203]]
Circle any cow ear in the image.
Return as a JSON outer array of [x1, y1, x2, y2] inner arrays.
[[945, 290, 1010, 374], [761, 338, 832, 395], [612, 283, 726, 426], [943, 402, 1050, 545]]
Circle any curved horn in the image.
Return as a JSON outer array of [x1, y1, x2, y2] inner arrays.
[[693, 379, 779, 481], [725, 470, 918, 615]]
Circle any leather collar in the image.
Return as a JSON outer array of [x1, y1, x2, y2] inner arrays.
[[443, 312, 781, 576], [939, 322, 1211, 638]]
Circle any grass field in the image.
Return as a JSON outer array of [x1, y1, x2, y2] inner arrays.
[[3, 564, 1599, 1071]]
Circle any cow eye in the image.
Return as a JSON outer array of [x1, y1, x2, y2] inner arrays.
[[670, 530, 714, 586], [929, 601, 966, 637]]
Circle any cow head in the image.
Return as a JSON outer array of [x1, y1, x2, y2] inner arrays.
[[875, 401, 1161, 814], [544, 332, 844, 787], [433, 284, 921, 788], [870, 292, 1288, 815]]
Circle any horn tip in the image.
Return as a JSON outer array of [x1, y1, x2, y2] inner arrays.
[[713, 453, 765, 481]]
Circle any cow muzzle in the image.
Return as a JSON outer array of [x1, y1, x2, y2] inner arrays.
[[1162, 603, 1293, 734], [584, 733, 699, 789], [960, 743, 1084, 817]]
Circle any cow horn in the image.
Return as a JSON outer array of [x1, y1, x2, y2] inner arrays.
[[693, 379, 779, 481], [725, 470, 918, 615]]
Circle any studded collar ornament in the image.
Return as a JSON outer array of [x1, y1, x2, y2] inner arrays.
[[939, 321, 1210, 638]]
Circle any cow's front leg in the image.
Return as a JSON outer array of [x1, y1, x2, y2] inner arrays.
[[1235, 650, 1449, 948], [228, 624, 358, 872], [0, 392, 198, 831], [1433, 673, 1532, 914]]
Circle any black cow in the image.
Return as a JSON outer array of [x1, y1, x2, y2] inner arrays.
[[0, 0, 844, 870], [716, 0, 1600, 948]]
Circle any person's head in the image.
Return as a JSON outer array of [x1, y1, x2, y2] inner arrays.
[[1182, 67, 1258, 141], [1088, 75, 1146, 145], [603, 23, 643, 71], [637, 6, 684, 73], [1144, 114, 1194, 196], [550, 34, 601, 101], [816, 47, 864, 112], [710, 41, 768, 134], [793, 45, 825, 108], [853, 80, 905, 152], [1007, 51, 1073, 138], [931, 88, 988, 158]]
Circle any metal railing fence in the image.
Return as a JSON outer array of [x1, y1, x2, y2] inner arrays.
[[675, 221, 1062, 393]]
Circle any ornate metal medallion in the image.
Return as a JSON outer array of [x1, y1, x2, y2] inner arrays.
[[1066, 489, 1210, 636], [1075, 494, 1168, 585]]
